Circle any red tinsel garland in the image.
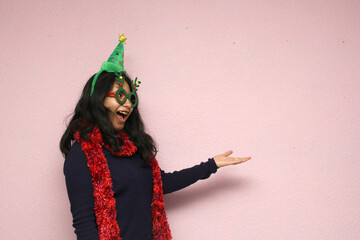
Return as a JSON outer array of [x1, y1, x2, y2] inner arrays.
[[74, 126, 172, 240]]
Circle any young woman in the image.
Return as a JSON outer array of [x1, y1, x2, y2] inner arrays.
[[60, 34, 251, 240]]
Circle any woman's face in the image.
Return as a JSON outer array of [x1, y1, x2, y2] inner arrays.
[[103, 80, 134, 131]]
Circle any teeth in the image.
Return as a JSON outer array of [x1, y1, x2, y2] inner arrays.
[[117, 111, 128, 116]]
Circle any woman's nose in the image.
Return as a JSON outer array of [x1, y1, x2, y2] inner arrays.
[[123, 97, 132, 107]]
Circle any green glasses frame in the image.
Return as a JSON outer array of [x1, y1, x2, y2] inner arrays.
[[106, 75, 140, 107]]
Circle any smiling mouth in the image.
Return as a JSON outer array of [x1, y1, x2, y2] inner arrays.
[[115, 111, 129, 121], [116, 112, 126, 118]]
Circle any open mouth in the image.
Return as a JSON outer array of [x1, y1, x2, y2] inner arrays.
[[116, 111, 128, 121]]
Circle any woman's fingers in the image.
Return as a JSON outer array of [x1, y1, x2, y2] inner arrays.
[[213, 154, 251, 168], [232, 156, 251, 164]]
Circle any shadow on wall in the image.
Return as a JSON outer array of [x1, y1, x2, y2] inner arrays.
[[164, 175, 253, 211]]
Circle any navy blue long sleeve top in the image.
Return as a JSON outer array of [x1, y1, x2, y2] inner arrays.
[[64, 141, 218, 240]]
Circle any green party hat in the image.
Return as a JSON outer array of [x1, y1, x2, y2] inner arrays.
[[90, 34, 128, 96]]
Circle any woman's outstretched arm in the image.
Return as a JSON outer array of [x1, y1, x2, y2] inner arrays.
[[160, 150, 251, 194], [160, 158, 218, 194]]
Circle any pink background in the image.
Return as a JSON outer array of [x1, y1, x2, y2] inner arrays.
[[1, 0, 360, 239]]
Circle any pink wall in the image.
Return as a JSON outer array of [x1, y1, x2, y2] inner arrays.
[[1, 0, 359, 239]]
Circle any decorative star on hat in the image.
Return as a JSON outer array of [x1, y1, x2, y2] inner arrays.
[[119, 33, 127, 43]]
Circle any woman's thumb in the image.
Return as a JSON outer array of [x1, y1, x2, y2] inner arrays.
[[223, 150, 233, 156]]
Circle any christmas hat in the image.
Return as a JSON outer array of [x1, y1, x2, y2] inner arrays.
[[90, 34, 128, 96]]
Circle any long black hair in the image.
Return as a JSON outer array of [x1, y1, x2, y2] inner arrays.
[[60, 71, 157, 165]]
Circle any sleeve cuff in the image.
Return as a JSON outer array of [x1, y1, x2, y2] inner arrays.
[[208, 157, 219, 173]]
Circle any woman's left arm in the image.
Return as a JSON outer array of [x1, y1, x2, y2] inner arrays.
[[160, 150, 251, 194]]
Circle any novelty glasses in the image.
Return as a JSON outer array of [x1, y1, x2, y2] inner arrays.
[[106, 76, 140, 107]]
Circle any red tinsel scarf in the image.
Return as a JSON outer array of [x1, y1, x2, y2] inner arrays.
[[74, 126, 172, 240]]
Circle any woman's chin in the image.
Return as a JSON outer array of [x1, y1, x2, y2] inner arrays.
[[114, 123, 125, 131]]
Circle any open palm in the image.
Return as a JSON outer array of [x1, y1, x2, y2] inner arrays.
[[213, 150, 251, 168]]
